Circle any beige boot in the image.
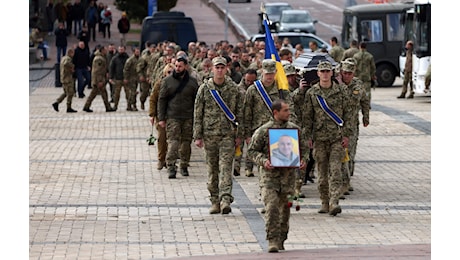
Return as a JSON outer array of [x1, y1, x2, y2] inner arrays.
[[268, 239, 279, 253], [209, 203, 220, 214], [318, 202, 329, 213], [329, 201, 342, 216]]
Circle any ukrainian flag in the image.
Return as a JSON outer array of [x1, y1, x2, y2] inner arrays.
[[262, 19, 289, 91]]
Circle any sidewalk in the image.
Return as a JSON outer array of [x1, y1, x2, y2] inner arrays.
[[29, 0, 431, 259]]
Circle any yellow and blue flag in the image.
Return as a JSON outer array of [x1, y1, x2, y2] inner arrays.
[[262, 19, 289, 91]]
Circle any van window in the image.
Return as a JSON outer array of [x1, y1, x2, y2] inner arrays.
[[361, 20, 382, 42], [387, 13, 404, 41]]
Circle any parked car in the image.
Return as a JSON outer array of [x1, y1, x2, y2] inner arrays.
[[276, 9, 318, 34], [292, 52, 338, 84], [250, 32, 331, 54], [258, 2, 293, 33]]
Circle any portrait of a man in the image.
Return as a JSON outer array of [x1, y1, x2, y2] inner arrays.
[[268, 129, 300, 167]]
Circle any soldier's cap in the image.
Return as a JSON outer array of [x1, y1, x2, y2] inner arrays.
[[262, 59, 277, 73], [283, 64, 297, 76], [212, 56, 227, 66], [317, 61, 332, 71], [341, 58, 356, 72]]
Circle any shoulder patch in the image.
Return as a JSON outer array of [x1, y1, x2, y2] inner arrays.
[[353, 90, 359, 95]]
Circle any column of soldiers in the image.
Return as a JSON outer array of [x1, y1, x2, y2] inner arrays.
[[51, 39, 372, 252]]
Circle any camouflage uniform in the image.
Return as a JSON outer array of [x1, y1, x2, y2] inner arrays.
[[109, 51, 129, 111], [243, 60, 291, 176], [149, 77, 168, 168], [398, 45, 414, 98], [136, 50, 151, 110], [54, 53, 76, 110], [247, 117, 307, 250], [233, 76, 252, 176], [340, 59, 370, 195], [353, 49, 376, 103], [123, 53, 139, 110], [342, 46, 359, 61], [193, 59, 244, 210], [158, 70, 199, 176], [302, 61, 352, 215], [83, 50, 113, 111], [329, 45, 345, 63]]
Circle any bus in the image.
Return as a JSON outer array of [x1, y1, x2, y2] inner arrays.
[[398, 7, 415, 79], [341, 2, 413, 87], [412, 0, 431, 94]]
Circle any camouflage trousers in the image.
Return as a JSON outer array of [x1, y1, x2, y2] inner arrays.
[[126, 80, 138, 108], [363, 81, 372, 104], [348, 127, 359, 176], [84, 83, 111, 110], [155, 119, 167, 162], [233, 141, 254, 172], [313, 139, 345, 204], [401, 70, 414, 96], [56, 81, 75, 108], [204, 135, 235, 204], [165, 118, 193, 169], [113, 80, 130, 109], [139, 81, 150, 106], [260, 169, 295, 241]]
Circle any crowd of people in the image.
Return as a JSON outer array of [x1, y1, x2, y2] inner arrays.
[[49, 30, 373, 253]]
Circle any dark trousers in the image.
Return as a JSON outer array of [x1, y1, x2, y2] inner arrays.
[[56, 46, 67, 63], [87, 23, 96, 41], [76, 68, 91, 97]]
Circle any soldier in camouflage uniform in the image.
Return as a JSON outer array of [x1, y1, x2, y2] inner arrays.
[[353, 42, 376, 104], [149, 64, 175, 171], [52, 48, 77, 113], [123, 47, 140, 111], [158, 57, 199, 179], [341, 40, 359, 61], [233, 69, 258, 177], [83, 45, 115, 113], [193, 57, 244, 215], [136, 43, 156, 110], [302, 61, 352, 216], [329, 36, 345, 63], [247, 99, 307, 253], [108, 45, 129, 111], [243, 59, 292, 177], [397, 40, 414, 99], [337, 58, 370, 198]]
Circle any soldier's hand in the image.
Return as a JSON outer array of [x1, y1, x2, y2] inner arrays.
[[299, 78, 308, 89], [299, 160, 307, 170], [263, 159, 274, 171], [341, 137, 349, 148], [123, 79, 128, 84], [195, 139, 204, 148], [235, 137, 242, 147], [308, 139, 313, 149], [140, 76, 145, 82], [245, 137, 251, 145], [158, 121, 166, 128], [149, 117, 154, 126]]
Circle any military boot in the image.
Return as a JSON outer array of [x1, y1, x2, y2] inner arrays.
[[221, 200, 232, 214], [167, 165, 176, 179], [318, 202, 329, 214], [180, 167, 189, 176], [209, 203, 220, 214], [329, 201, 342, 216], [132, 104, 138, 111], [268, 239, 279, 253], [245, 169, 254, 177], [278, 239, 285, 250]]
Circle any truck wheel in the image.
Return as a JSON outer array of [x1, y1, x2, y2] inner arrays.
[[376, 63, 396, 87]]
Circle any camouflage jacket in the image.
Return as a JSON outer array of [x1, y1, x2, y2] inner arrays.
[[60, 55, 74, 84], [342, 47, 358, 61], [353, 50, 376, 82], [330, 45, 345, 63], [135, 51, 150, 79], [302, 81, 352, 142], [123, 54, 139, 83], [344, 77, 370, 128], [243, 80, 291, 139], [193, 77, 244, 140], [91, 51, 107, 87]]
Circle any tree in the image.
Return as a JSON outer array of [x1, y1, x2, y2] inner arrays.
[[114, 0, 178, 23]]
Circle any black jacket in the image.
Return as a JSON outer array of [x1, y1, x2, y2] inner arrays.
[[54, 27, 68, 47], [109, 52, 129, 80], [73, 47, 90, 69]]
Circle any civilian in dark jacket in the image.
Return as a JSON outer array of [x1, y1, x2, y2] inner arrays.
[[55, 22, 69, 63], [73, 41, 91, 98], [117, 12, 130, 46], [72, 0, 85, 36]]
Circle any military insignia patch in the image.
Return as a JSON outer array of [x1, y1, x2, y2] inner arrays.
[[353, 90, 359, 95]]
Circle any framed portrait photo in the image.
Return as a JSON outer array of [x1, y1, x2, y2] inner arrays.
[[268, 128, 301, 168]]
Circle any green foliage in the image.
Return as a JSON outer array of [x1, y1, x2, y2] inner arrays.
[[114, 0, 178, 23]]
